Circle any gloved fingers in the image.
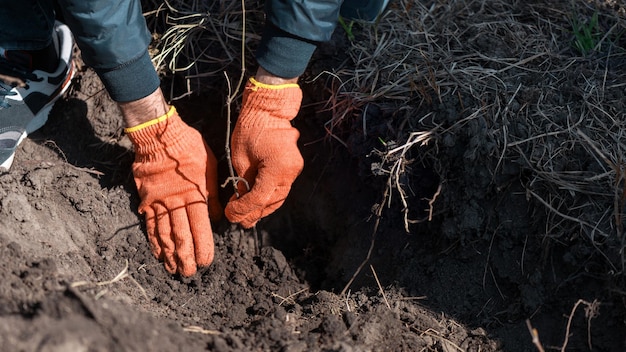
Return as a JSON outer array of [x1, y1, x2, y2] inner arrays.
[[129, 109, 221, 277], [141, 206, 163, 260], [207, 194, 223, 222], [233, 162, 256, 197], [231, 184, 293, 229], [224, 166, 273, 226], [230, 145, 254, 197], [170, 204, 197, 277], [225, 155, 301, 227], [187, 202, 214, 268], [257, 185, 292, 221], [206, 171, 224, 222], [204, 142, 223, 221], [224, 195, 262, 229], [154, 203, 177, 275]]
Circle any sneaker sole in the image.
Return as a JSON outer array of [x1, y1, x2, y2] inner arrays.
[[0, 129, 27, 171]]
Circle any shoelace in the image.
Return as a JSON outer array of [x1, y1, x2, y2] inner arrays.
[[0, 58, 40, 109]]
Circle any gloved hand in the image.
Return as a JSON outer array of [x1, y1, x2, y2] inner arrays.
[[225, 77, 303, 228], [126, 106, 222, 277]]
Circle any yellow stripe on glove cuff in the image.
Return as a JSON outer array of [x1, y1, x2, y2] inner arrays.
[[249, 77, 299, 91], [124, 106, 177, 134]]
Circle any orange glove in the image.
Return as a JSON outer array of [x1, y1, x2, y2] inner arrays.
[[126, 106, 222, 277], [224, 77, 303, 228]]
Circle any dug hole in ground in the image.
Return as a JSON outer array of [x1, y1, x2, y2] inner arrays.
[[1, 0, 625, 351]]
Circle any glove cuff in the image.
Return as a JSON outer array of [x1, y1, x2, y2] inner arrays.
[[124, 105, 177, 134], [238, 77, 303, 128], [126, 107, 199, 161]]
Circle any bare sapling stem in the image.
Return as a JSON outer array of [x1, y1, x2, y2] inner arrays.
[[223, 0, 248, 197]]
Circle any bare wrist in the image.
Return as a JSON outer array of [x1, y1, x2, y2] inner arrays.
[[118, 88, 169, 128], [254, 66, 299, 85]]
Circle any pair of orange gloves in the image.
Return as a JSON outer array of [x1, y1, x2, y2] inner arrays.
[[126, 78, 303, 276]]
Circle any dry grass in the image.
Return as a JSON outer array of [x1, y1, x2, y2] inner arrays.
[[322, 0, 626, 275], [143, 0, 264, 99]]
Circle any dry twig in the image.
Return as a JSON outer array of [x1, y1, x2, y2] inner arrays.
[[560, 299, 600, 352], [370, 265, 391, 309], [525, 319, 545, 352]]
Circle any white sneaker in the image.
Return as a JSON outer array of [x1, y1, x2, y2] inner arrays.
[[0, 21, 75, 171]]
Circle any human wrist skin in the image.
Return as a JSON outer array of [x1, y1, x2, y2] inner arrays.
[[124, 106, 177, 134], [118, 87, 170, 129], [254, 66, 299, 85]]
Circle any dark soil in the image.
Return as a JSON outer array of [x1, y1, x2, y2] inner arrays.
[[1, 3, 626, 352]]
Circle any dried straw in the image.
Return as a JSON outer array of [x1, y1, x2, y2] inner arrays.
[[322, 0, 626, 274]]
